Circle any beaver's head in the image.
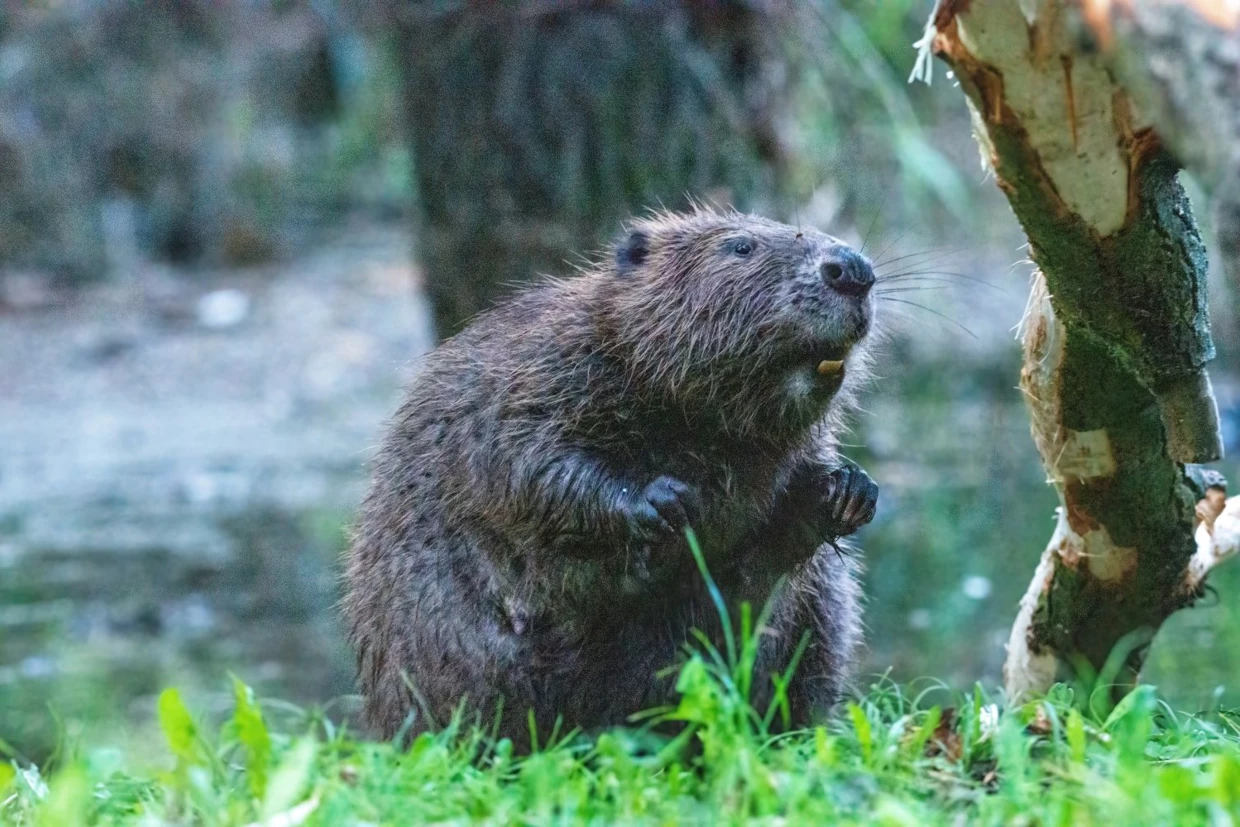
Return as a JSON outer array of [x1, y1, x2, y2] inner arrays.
[[599, 208, 877, 435]]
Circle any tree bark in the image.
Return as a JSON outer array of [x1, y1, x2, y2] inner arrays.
[[919, 0, 1232, 700], [1078, 0, 1240, 290], [392, 2, 788, 339]]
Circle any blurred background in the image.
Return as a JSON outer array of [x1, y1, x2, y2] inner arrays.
[[0, 0, 1236, 761]]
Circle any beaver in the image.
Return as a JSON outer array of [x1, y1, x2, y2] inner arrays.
[[344, 208, 879, 744]]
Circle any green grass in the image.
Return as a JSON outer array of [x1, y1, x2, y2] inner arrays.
[[7, 532, 1240, 825], [7, 676, 1240, 825]]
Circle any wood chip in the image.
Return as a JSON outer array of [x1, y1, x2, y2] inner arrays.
[[817, 359, 844, 376]]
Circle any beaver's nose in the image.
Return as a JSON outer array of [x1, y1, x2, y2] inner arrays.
[[820, 248, 875, 297]]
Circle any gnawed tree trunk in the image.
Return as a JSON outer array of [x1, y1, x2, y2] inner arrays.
[[1079, 1, 1240, 290], [919, 0, 1236, 700], [392, 3, 788, 339]]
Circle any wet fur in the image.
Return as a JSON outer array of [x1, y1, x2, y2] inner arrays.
[[345, 208, 877, 745]]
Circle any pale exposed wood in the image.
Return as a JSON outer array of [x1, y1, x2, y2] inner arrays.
[[1189, 493, 1240, 592], [1079, 0, 1240, 291]]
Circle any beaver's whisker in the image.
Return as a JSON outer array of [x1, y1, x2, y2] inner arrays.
[[859, 190, 890, 256], [873, 248, 952, 268], [877, 268, 972, 280], [875, 276, 976, 288], [877, 270, 1005, 293], [878, 297, 978, 339], [872, 246, 961, 270], [869, 233, 906, 266], [874, 286, 950, 295]]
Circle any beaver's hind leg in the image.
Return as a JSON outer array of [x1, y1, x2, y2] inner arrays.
[[750, 550, 864, 726], [738, 458, 875, 725]]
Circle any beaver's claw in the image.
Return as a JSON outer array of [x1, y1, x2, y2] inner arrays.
[[618, 475, 703, 543], [820, 461, 878, 538]]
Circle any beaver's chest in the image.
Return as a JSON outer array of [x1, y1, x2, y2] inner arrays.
[[621, 436, 799, 558]]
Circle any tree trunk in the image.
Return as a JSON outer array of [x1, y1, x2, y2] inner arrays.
[[1079, 1, 1240, 291], [919, 0, 1233, 700], [393, 2, 788, 339]]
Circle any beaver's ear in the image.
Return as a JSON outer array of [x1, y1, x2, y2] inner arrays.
[[615, 229, 650, 275]]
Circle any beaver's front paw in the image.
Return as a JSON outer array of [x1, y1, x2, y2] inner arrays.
[[781, 460, 876, 543], [619, 476, 702, 543], [818, 461, 878, 538]]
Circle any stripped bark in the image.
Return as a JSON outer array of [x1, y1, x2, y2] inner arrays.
[[1190, 476, 1240, 591], [920, 0, 1231, 700], [1079, 0, 1240, 290]]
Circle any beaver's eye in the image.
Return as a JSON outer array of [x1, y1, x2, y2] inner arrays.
[[732, 240, 754, 257]]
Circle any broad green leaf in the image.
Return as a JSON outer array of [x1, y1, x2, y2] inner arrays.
[[1212, 753, 1240, 809], [814, 727, 837, 767], [848, 703, 873, 764], [262, 737, 316, 820], [37, 766, 89, 827], [1066, 708, 1087, 764], [1156, 764, 1197, 805], [1103, 685, 1157, 732], [996, 715, 1031, 795], [906, 706, 941, 759], [1104, 685, 1156, 764], [232, 676, 272, 800], [158, 688, 197, 761], [873, 795, 924, 827]]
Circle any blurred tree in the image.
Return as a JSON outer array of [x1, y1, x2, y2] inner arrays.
[[0, 1, 407, 290], [920, 0, 1236, 702], [387, 1, 789, 338]]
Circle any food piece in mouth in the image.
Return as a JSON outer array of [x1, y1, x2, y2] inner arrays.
[[817, 359, 845, 377]]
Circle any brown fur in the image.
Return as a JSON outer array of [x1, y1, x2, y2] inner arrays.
[[344, 208, 879, 745]]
